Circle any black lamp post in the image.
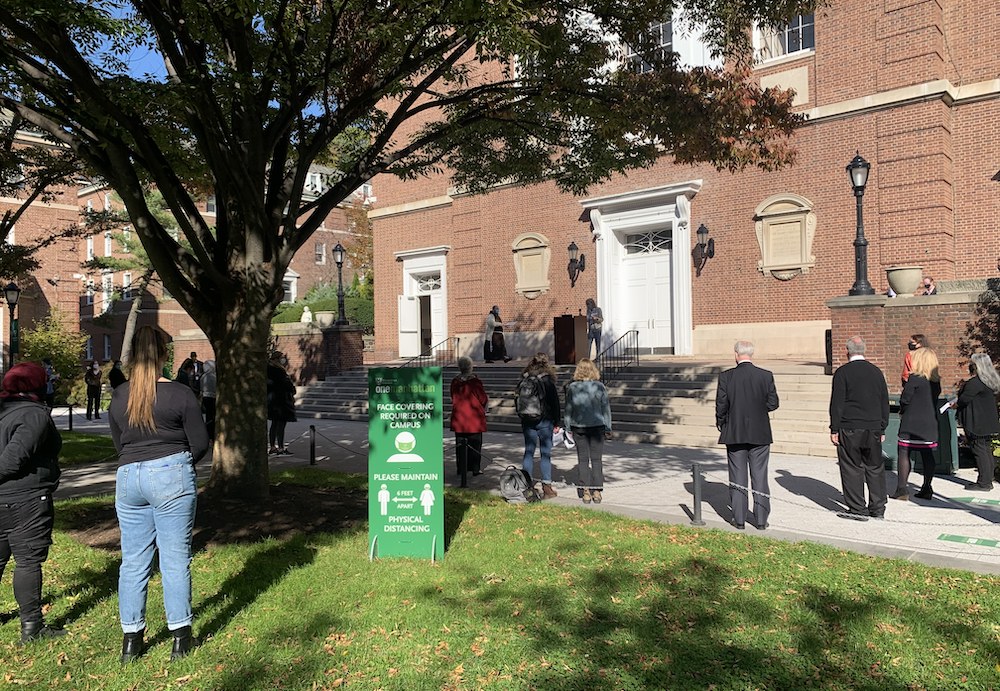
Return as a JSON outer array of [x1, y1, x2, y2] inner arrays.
[[567, 241, 586, 287], [332, 242, 348, 325], [4, 282, 20, 371], [846, 152, 874, 296]]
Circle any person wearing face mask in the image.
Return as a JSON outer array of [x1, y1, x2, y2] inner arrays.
[[266, 352, 297, 455], [84, 360, 103, 420], [914, 276, 937, 296], [901, 334, 930, 391]]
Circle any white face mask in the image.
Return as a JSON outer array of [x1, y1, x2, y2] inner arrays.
[[92, 364, 99, 371]]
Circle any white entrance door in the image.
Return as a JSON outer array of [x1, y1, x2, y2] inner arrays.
[[429, 292, 446, 348], [620, 231, 673, 352], [398, 295, 420, 357]]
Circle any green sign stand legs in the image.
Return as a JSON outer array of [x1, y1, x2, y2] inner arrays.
[[368, 367, 445, 561]]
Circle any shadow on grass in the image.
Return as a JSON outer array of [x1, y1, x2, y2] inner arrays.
[[195, 535, 319, 641], [51, 558, 121, 630], [426, 525, 1000, 690]]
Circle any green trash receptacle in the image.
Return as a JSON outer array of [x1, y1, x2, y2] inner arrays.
[[881, 395, 958, 474]]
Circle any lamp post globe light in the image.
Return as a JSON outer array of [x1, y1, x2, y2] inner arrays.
[[332, 242, 348, 326], [4, 281, 21, 371], [846, 152, 875, 296]]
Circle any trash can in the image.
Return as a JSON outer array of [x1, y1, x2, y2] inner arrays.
[[881, 395, 958, 474]]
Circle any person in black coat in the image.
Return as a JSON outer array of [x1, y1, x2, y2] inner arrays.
[[955, 353, 1000, 491], [716, 341, 779, 530], [267, 352, 297, 455], [896, 348, 942, 500], [829, 336, 890, 520], [0, 362, 66, 644]]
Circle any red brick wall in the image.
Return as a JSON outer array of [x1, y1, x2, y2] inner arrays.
[[370, 0, 999, 359], [829, 293, 981, 395]]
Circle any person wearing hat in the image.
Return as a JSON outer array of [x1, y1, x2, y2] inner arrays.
[[0, 362, 66, 644], [483, 306, 512, 363]]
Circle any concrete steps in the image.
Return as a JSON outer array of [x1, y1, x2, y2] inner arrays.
[[296, 361, 837, 458]]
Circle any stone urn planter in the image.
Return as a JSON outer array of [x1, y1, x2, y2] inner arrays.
[[314, 311, 336, 327], [886, 266, 923, 295]]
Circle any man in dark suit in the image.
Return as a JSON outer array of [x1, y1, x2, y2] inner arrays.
[[716, 340, 779, 530], [829, 336, 890, 521]]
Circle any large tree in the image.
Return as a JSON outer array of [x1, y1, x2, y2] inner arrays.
[[0, 0, 818, 499], [0, 110, 83, 278]]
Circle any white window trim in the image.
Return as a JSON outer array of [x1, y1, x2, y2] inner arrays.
[[86, 236, 94, 261], [103, 334, 112, 360], [101, 271, 114, 312], [753, 14, 816, 66], [123, 272, 133, 300], [104, 231, 112, 256], [281, 269, 300, 304], [85, 337, 93, 361]]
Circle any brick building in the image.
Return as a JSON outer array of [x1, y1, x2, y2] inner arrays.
[[370, 1, 1000, 366], [3, 161, 362, 368]]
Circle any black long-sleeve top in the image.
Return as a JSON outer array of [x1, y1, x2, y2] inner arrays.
[[829, 359, 889, 432], [899, 374, 942, 442], [109, 381, 210, 466], [0, 399, 62, 499], [956, 376, 1000, 437]]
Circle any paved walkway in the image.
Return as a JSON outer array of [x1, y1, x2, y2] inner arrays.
[[52, 410, 1000, 575]]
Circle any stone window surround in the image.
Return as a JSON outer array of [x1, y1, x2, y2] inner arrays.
[[510, 232, 552, 300], [754, 193, 817, 281]]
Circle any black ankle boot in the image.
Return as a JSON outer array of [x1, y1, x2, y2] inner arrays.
[[121, 629, 145, 663], [170, 626, 195, 661], [20, 620, 67, 645]]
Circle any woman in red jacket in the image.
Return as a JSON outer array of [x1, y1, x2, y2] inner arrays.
[[450, 356, 488, 487]]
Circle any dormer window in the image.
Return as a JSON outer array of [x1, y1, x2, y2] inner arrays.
[[756, 14, 815, 62], [307, 172, 326, 195], [623, 21, 672, 74]]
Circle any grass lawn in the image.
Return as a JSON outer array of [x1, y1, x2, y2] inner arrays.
[[2, 467, 999, 690], [58, 431, 118, 467]]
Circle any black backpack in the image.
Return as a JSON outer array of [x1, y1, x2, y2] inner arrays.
[[515, 374, 544, 424], [499, 465, 541, 503]]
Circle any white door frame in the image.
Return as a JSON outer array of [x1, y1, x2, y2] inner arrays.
[[580, 181, 701, 356], [394, 245, 450, 357]]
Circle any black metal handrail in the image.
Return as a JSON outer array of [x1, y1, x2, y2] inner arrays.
[[595, 330, 639, 385], [397, 336, 460, 368]]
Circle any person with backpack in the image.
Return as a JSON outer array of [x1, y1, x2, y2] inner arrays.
[[563, 358, 612, 504], [516, 353, 561, 498], [449, 356, 488, 487]]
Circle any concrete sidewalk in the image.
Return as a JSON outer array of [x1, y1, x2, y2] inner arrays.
[[54, 416, 1000, 575]]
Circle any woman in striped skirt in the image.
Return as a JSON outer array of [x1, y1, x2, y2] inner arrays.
[[892, 347, 942, 501]]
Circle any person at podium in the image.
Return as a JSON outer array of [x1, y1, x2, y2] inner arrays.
[[585, 298, 603, 358], [483, 305, 512, 363]]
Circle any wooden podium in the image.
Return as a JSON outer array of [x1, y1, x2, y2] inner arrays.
[[553, 315, 588, 364]]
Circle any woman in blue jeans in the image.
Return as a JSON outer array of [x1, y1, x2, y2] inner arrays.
[[109, 327, 209, 663], [517, 353, 562, 498]]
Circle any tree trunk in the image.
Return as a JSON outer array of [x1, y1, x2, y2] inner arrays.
[[205, 298, 273, 500], [120, 271, 154, 366]]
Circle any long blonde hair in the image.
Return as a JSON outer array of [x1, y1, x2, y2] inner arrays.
[[910, 347, 940, 383], [572, 358, 601, 382], [126, 326, 169, 431]]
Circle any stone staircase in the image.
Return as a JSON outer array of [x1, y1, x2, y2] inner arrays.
[[296, 361, 836, 458]]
